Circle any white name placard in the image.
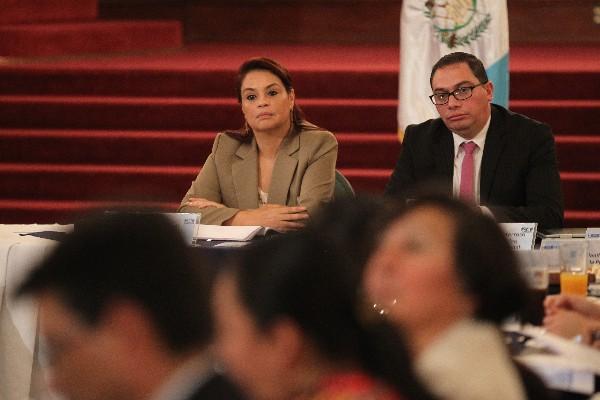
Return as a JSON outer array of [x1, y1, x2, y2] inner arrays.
[[588, 240, 600, 270], [166, 213, 201, 245], [586, 228, 600, 240], [500, 223, 537, 251]]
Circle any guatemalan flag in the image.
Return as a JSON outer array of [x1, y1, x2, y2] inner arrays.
[[398, 0, 509, 137]]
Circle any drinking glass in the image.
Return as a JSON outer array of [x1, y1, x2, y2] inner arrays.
[[559, 241, 588, 296]]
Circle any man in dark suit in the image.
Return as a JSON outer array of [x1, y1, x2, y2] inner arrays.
[[15, 213, 245, 400], [386, 52, 563, 230]]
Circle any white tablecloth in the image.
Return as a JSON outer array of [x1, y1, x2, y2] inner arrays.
[[0, 225, 70, 400]]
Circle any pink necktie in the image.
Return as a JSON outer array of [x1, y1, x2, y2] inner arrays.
[[459, 141, 478, 203]]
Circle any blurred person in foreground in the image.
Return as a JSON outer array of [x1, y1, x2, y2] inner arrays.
[[305, 195, 399, 289], [211, 230, 437, 400], [179, 57, 337, 232], [545, 294, 600, 349], [15, 213, 245, 400], [364, 194, 552, 400]]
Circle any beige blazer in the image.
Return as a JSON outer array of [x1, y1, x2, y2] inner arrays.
[[178, 127, 338, 225]]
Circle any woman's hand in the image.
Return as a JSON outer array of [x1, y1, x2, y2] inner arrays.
[[225, 205, 309, 232], [544, 294, 600, 319], [185, 197, 225, 209], [543, 309, 590, 340]]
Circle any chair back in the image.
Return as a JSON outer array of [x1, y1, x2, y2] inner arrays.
[[334, 170, 355, 199]]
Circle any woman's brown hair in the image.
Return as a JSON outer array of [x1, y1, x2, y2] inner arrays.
[[226, 57, 317, 141]]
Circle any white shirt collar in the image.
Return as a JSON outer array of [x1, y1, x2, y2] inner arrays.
[[452, 114, 491, 158]]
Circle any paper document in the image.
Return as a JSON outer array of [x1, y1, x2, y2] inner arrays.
[[537, 228, 586, 239], [194, 224, 268, 241], [505, 324, 600, 395]]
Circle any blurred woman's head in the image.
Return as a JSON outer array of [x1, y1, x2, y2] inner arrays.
[[212, 232, 367, 399], [364, 195, 529, 351]]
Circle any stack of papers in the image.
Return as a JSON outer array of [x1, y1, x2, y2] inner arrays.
[[537, 228, 586, 239], [506, 324, 600, 395], [194, 224, 268, 241]]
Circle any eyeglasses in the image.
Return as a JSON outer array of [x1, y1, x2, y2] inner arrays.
[[429, 82, 487, 105]]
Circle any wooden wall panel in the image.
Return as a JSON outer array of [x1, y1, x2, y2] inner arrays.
[[509, 0, 600, 44]]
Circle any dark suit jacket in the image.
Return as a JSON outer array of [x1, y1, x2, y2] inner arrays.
[[385, 104, 564, 230], [187, 373, 246, 400]]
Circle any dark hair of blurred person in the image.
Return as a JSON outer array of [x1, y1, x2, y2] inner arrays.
[[306, 195, 400, 287], [16, 212, 245, 400], [364, 194, 552, 400], [212, 230, 437, 400]]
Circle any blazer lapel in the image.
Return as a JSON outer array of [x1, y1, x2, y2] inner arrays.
[[232, 138, 259, 209], [480, 106, 506, 203], [268, 133, 299, 205], [433, 127, 455, 196]]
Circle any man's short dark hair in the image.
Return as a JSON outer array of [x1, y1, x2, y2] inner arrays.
[[16, 212, 212, 353], [430, 52, 489, 88]]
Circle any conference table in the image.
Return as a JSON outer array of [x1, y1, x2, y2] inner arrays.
[[2, 224, 600, 400]]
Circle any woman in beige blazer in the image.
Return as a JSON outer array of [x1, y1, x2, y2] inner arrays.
[[178, 57, 337, 232]]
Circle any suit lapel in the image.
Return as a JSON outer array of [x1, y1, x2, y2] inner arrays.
[[433, 127, 455, 196], [268, 133, 299, 205], [480, 106, 506, 203], [232, 138, 259, 209]]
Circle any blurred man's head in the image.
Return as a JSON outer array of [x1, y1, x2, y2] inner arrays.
[[17, 213, 213, 400]]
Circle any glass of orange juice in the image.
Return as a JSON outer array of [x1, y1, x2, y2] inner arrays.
[[559, 241, 588, 296]]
